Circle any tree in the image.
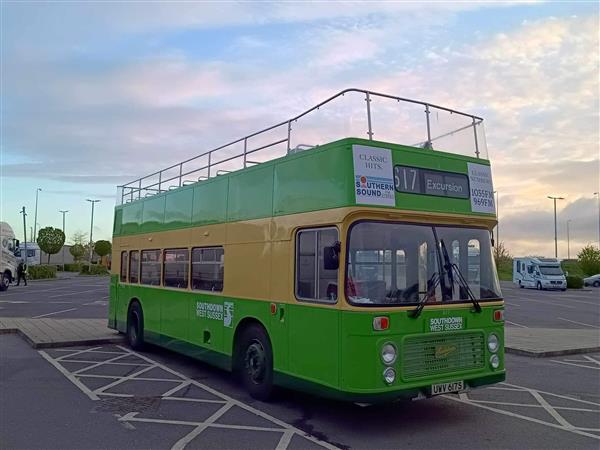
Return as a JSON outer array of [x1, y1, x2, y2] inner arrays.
[[493, 241, 512, 267], [70, 230, 88, 246], [94, 240, 112, 259], [577, 245, 600, 276], [37, 227, 66, 264], [69, 244, 86, 262]]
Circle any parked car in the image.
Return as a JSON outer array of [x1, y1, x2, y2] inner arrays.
[[583, 274, 600, 287]]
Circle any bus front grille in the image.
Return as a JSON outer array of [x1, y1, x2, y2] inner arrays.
[[401, 332, 485, 380]]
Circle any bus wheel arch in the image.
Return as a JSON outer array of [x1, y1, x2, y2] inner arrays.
[[127, 299, 145, 350], [232, 318, 274, 401]]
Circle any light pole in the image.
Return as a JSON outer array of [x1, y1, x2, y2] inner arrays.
[[494, 190, 499, 244], [33, 188, 42, 242], [20, 207, 28, 267], [566, 219, 571, 260], [59, 210, 69, 270], [594, 192, 600, 248], [86, 199, 100, 263], [547, 195, 564, 258]]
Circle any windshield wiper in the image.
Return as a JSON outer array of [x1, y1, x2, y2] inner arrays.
[[439, 238, 482, 313], [409, 272, 440, 318]]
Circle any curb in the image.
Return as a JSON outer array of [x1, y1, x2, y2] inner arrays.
[[0, 328, 124, 349], [505, 346, 600, 358]]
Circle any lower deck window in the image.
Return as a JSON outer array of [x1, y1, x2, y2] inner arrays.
[[164, 249, 189, 289], [192, 247, 224, 291], [141, 250, 161, 285]]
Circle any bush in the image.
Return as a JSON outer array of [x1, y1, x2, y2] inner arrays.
[[27, 265, 57, 280], [62, 263, 82, 272], [561, 259, 585, 278], [577, 245, 600, 276], [566, 276, 583, 289], [80, 264, 109, 276]]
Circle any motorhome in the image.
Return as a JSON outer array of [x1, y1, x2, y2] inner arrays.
[[513, 257, 566, 291], [14, 242, 42, 265], [0, 222, 19, 291]]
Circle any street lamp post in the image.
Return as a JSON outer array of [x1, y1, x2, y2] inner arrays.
[[595, 192, 600, 248], [566, 219, 571, 260], [59, 210, 69, 270], [20, 207, 28, 267], [86, 199, 100, 263], [547, 196, 564, 258], [33, 188, 42, 242]]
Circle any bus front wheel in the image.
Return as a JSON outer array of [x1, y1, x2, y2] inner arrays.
[[127, 302, 145, 351], [237, 324, 273, 401]]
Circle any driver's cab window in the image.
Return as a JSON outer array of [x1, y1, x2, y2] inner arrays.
[[296, 227, 339, 303]]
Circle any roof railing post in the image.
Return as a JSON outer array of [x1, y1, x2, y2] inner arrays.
[[243, 138, 248, 168], [138, 180, 142, 199], [207, 152, 212, 178], [287, 120, 292, 153], [472, 117, 480, 158], [179, 163, 183, 187], [158, 171, 162, 193], [365, 92, 373, 140], [424, 104, 433, 149]]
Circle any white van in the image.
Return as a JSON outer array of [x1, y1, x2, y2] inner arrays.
[[0, 222, 19, 291], [513, 257, 567, 291]]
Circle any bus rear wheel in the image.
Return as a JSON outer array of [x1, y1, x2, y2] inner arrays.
[[127, 302, 145, 351], [237, 324, 273, 401]]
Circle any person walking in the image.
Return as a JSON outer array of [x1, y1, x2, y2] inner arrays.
[[16, 260, 28, 286]]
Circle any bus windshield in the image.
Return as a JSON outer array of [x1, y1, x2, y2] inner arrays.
[[345, 221, 502, 306], [539, 266, 563, 276]]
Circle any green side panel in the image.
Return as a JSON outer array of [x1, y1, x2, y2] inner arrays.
[[113, 208, 123, 235], [140, 195, 166, 233], [287, 303, 340, 389], [121, 202, 143, 235], [192, 177, 228, 226], [227, 165, 274, 221], [160, 289, 189, 342], [274, 143, 354, 216], [165, 188, 193, 228]]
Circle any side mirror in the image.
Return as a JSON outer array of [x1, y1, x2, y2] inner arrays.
[[14, 239, 20, 248], [323, 241, 341, 270]]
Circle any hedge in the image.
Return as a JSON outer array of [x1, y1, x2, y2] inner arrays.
[[28, 265, 57, 280], [80, 264, 109, 276], [566, 276, 583, 289], [62, 263, 82, 272]]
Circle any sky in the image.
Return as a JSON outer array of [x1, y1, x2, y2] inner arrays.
[[1, 1, 599, 259]]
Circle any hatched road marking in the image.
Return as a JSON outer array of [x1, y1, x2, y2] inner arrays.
[[40, 345, 339, 450]]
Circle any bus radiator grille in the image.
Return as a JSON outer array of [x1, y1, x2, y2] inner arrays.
[[401, 332, 485, 380]]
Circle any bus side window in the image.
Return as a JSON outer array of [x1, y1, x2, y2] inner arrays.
[[141, 249, 161, 286], [164, 249, 189, 289], [191, 247, 224, 292], [295, 227, 338, 303], [129, 251, 140, 284], [120, 251, 128, 282]]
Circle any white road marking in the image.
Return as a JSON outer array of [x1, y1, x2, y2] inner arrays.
[[583, 355, 600, 364], [505, 320, 528, 328], [40, 345, 339, 450], [48, 289, 106, 298], [551, 360, 600, 370], [445, 381, 600, 440], [39, 350, 99, 400], [557, 317, 600, 329], [516, 298, 576, 309], [31, 308, 77, 318]]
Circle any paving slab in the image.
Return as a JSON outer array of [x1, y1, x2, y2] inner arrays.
[[505, 327, 600, 357], [0, 317, 124, 348]]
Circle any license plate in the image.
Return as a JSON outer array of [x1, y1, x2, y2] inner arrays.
[[431, 381, 464, 395]]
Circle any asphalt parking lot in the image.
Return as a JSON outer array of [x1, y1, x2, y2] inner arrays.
[[1, 277, 599, 449]]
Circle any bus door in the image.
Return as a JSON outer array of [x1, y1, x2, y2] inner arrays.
[[290, 228, 340, 388]]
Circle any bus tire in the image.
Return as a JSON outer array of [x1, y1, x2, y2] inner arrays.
[[127, 301, 145, 351], [0, 271, 10, 291], [237, 324, 273, 401]]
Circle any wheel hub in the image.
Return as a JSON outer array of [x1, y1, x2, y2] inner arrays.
[[245, 341, 265, 384]]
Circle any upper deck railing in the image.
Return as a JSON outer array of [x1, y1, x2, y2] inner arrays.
[[117, 88, 486, 204]]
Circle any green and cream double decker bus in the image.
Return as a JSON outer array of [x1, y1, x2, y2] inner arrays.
[[109, 89, 504, 402]]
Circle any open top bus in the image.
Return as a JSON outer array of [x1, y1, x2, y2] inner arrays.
[[109, 88, 504, 402]]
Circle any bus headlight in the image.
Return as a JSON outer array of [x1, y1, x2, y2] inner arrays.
[[381, 343, 397, 365], [488, 333, 499, 353], [490, 354, 500, 369], [383, 367, 396, 384]]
